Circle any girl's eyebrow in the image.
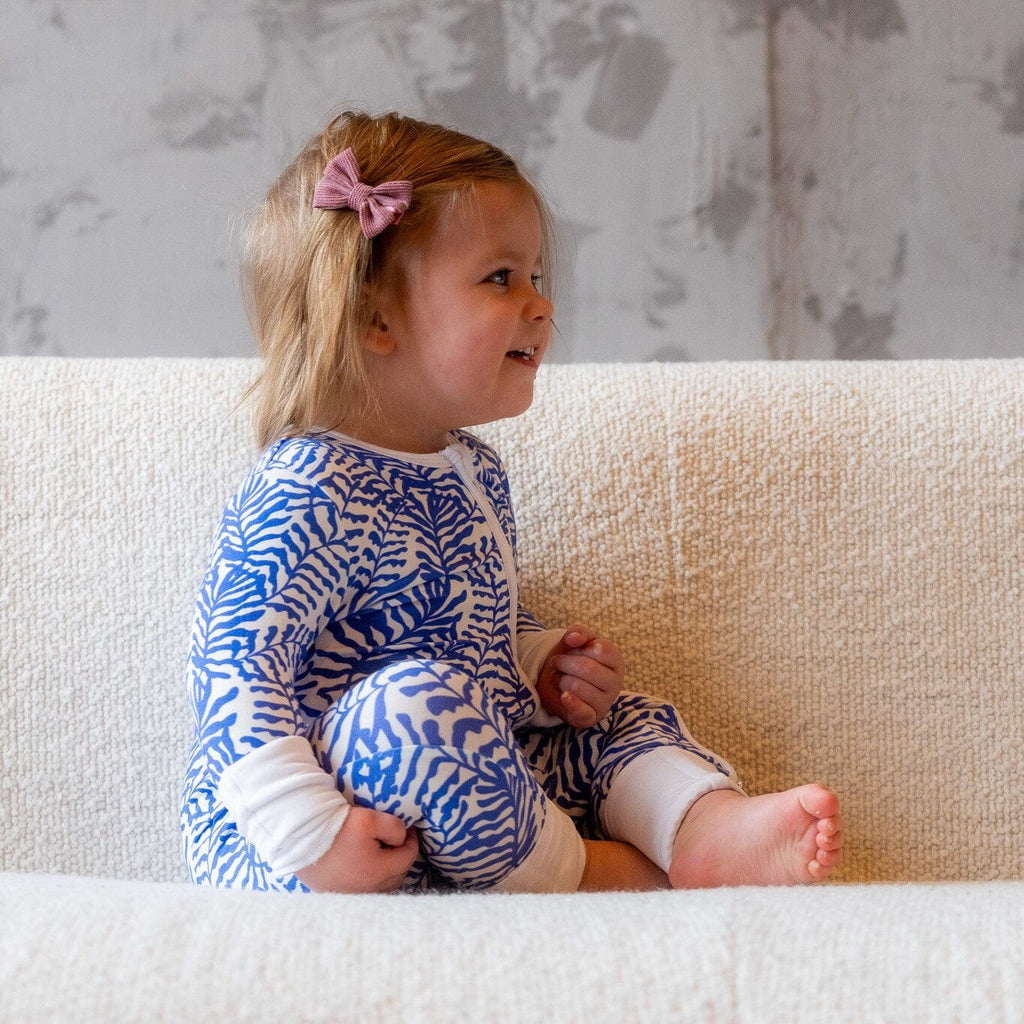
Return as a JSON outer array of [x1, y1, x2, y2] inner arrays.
[[481, 247, 543, 268]]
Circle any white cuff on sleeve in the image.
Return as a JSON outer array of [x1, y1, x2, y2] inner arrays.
[[516, 627, 567, 728], [217, 735, 350, 877]]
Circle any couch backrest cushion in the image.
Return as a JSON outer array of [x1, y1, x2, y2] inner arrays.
[[2, 359, 256, 882], [2, 358, 1023, 883]]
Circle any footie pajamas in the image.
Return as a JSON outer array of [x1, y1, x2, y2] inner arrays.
[[181, 431, 739, 893]]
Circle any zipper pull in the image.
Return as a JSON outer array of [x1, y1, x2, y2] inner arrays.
[[442, 442, 469, 471]]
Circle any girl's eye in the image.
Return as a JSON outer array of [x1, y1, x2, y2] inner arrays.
[[484, 269, 544, 289]]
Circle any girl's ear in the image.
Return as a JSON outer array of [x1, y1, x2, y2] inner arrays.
[[361, 272, 400, 355], [362, 309, 396, 355]]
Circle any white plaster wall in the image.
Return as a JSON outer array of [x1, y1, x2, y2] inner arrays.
[[767, 0, 1024, 358], [1, 0, 1021, 361]]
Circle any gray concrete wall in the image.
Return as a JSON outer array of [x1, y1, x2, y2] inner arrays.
[[2, 0, 1022, 361]]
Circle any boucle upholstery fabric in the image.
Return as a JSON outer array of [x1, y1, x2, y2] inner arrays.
[[4, 357, 1022, 884], [2, 357, 1024, 1022], [3, 872, 1024, 1024]]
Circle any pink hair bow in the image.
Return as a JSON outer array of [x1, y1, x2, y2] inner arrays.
[[313, 148, 413, 238]]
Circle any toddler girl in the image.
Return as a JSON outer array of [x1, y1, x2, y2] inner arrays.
[[181, 110, 843, 893]]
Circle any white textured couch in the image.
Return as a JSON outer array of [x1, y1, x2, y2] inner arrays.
[[3, 356, 1024, 1023]]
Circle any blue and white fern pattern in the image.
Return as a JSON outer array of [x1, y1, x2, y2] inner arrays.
[[308, 658, 549, 891], [181, 430, 728, 892]]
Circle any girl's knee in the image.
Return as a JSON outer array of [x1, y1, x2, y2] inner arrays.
[[310, 659, 510, 771], [308, 661, 559, 889], [349, 659, 501, 742]]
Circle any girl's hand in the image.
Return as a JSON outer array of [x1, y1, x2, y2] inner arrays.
[[294, 806, 419, 893], [536, 625, 625, 729]]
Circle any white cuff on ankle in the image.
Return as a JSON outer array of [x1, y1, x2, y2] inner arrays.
[[599, 747, 741, 872], [489, 803, 586, 893]]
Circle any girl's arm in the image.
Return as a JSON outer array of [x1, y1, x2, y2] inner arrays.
[[189, 461, 401, 881], [189, 468, 343, 757]]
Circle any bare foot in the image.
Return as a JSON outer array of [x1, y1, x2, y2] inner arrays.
[[668, 784, 843, 888]]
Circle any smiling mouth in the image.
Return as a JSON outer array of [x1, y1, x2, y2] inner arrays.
[[505, 346, 539, 364]]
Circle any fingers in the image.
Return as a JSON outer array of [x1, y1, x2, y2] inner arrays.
[[295, 807, 420, 893], [359, 810, 421, 892], [542, 626, 626, 727], [376, 830, 421, 888], [547, 629, 625, 727], [559, 627, 626, 673], [550, 648, 623, 700], [558, 674, 610, 716], [555, 634, 625, 675], [560, 690, 599, 729], [556, 667, 616, 728], [369, 808, 412, 848], [560, 624, 596, 652]]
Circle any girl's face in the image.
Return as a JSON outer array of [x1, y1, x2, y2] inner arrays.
[[352, 181, 553, 454]]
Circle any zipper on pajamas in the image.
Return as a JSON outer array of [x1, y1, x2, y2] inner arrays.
[[442, 445, 528, 678]]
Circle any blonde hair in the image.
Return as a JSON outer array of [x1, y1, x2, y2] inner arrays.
[[242, 110, 556, 448]]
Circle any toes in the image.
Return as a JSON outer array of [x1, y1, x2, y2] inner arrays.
[[798, 784, 839, 821], [817, 815, 842, 838], [808, 807, 844, 880], [816, 820, 843, 851], [807, 844, 843, 880], [815, 847, 842, 869], [807, 858, 832, 880]]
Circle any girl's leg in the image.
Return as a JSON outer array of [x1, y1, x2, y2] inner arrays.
[[542, 692, 842, 887], [520, 692, 741, 873], [307, 659, 586, 893]]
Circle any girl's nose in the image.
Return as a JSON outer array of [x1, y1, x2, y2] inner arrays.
[[526, 290, 554, 323]]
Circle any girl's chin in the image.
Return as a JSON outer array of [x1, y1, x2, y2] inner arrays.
[[481, 393, 535, 426]]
